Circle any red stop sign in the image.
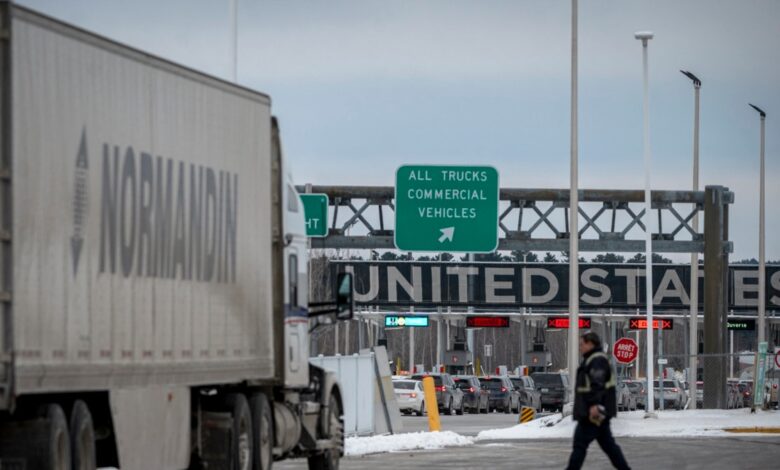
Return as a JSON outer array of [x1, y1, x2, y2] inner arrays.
[[613, 338, 638, 364]]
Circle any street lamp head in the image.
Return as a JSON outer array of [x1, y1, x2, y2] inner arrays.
[[680, 70, 701, 88], [749, 103, 767, 118], [634, 31, 654, 40]]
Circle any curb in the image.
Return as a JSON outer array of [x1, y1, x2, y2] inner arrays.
[[723, 427, 780, 434]]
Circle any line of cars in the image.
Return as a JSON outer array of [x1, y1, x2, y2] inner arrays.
[[392, 372, 554, 416], [621, 378, 690, 410], [619, 377, 771, 410], [395, 372, 776, 416]]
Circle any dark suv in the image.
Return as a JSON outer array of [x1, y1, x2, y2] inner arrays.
[[510, 375, 542, 411], [531, 372, 570, 411], [479, 376, 520, 413], [454, 375, 489, 413], [411, 373, 464, 415]]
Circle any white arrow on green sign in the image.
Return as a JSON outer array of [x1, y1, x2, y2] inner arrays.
[[300, 194, 329, 237], [394, 165, 499, 252]]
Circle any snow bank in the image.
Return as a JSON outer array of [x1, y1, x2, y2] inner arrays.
[[478, 409, 780, 440], [346, 431, 473, 456]]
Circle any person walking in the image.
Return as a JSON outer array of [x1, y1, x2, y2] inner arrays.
[[566, 331, 631, 470]]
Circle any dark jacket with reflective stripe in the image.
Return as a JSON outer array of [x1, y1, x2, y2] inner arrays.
[[573, 350, 617, 421]]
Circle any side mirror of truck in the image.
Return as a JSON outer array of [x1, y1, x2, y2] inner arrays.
[[335, 272, 354, 320], [309, 272, 353, 320]]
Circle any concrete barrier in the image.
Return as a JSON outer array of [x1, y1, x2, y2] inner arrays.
[[311, 346, 402, 436]]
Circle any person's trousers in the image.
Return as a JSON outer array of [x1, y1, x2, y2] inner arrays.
[[566, 419, 631, 470]]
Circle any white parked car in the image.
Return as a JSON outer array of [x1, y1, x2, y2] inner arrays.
[[394, 379, 425, 416], [653, 379, 686, 410]]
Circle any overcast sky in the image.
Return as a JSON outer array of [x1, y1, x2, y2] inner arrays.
[[19, 0, 780, 260]]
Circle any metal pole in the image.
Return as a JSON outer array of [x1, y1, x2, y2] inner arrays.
[[704, 186, 729, 408], [229, 0, 238, 82], [358, 317, 364, 351], [520, 254, 527, 367], [409, 325, 415, 373], [568, 0, 580, 399], [436, 311, 442, 368], [610, 313, 616, 368], [748, 105, 767, 345], [730, 329, 734, 378], [634, 330, 640, 379], [520, 316, 527, 367], [409, 306, 415, 372], [446, 311, 451, 351], [467, 253, 475, 355], [760, 113, 766, 345], [658, 324, 664, 411], [636, 31, 655, 415], [682, 70, 701, 409]]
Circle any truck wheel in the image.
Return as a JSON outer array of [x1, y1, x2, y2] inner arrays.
[[308, 395, 342, 470], [69, 400, 96, 470], [41, 403, 71, 470], [225, 394, 253, 470], [249, 393, 273, 470]]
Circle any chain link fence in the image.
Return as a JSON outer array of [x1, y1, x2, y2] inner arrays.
[[616, 351, 779, 411]]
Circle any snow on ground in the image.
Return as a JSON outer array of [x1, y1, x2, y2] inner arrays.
[[478, 409, 780, 440], [346, 430, 474, 456]]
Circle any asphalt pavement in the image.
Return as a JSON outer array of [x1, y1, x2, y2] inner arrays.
[[276, 412, 780, 470], [278, 436, 780, 470]]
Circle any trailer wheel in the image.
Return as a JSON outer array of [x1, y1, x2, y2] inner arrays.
[[70, 400, 96, 470], [225, 394, 253, 470], [249, 393, 273, 470], [307, 394, 342, 470], [40, 403, 72, 470]]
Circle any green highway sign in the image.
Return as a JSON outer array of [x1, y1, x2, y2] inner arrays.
[[300, 194, 329, 237], [395, 165, 499, 252]]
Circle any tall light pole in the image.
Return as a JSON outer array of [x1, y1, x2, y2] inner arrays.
[[749, 103, 767, 345], [568, 0, 580, 395], [681, 70, 701, 409], [229, 0, 238, 82], [635, 30, 655, 416]]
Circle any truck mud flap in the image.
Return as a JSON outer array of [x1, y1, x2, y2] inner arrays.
[[0, 417, 49, 469], [200, 411, 232, 470]]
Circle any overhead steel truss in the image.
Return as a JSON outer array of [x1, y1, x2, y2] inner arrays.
[[298, 185, 734, 254], [301, 183, 736, 409]]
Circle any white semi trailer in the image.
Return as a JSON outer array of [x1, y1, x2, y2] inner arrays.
[[0, 3, 353, 469]]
